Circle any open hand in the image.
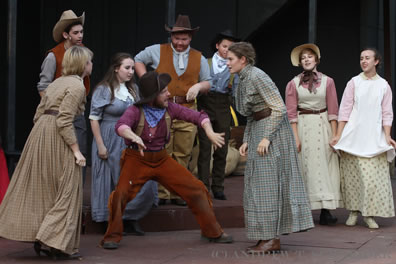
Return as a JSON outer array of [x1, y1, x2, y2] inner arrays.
[[257, 138, 270, 156], [239, 142, 248, 157], [208, 132, 225, 150]]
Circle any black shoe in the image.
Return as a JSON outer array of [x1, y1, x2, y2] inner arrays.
[[102, 241, 119, 250], [33, 241, 51, 257], [213, 191, 227, 200], [158, 198, 167, 205], [49, 247, 82, 260], [123, 220, 145, 236], [170, 199, 187, 206], [319, 209, 337, 225]]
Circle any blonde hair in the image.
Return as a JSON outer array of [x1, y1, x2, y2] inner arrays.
[[228, 42, 256, 65], [62, 46, 93, 76]]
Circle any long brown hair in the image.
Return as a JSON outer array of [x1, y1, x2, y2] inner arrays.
[[95, 52, 138, 101]]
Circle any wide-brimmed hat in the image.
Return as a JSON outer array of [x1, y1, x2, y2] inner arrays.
[[53, 10, 85, 43], [135, 72, 172, 106], [290, 43, 320, 67], [165, 14, 199, 34]]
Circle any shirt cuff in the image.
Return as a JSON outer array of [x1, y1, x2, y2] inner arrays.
[[117, 124, 131, 135], [328, 114, 338, 121], [201, 118, 210, 127], [289, 118, 298, 123], [89, 115, 102, 121]]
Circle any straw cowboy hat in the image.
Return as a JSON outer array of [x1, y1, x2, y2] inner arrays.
[[165, 14, 199, 33], [290, 43, 321, 67], [53, 10, 85, 43], [135, 72, 172, 106]]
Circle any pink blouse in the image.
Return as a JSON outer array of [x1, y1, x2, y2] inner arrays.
[[285, 72, 339, 123], [338, 73, 393, 126]]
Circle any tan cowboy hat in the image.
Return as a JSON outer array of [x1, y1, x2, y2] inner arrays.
[[290, 43, 320, 67], [52, 10, 85, 43], [165, 14, 199, 33]]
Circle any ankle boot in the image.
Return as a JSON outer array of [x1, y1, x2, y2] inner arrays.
[[319, 209, 338, 225], [363, 216, 379, 229], [346, 211, 359, 226]]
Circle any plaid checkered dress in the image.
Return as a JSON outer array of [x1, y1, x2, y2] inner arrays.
[[0, 76, 85, 254], [235, 65, 314, 240]]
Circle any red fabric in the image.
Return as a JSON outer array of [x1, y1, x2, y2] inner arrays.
[[0, 148, 9, 204]]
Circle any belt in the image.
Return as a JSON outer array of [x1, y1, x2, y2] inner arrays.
[[171, 96, 189, 104], [253, 108, 272, 121], [127, 144, 164, 152], [43, 110, 59, 116], [297, 107, 327, 115]]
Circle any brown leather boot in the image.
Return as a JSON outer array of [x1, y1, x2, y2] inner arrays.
[[246, 238, 281, 254]]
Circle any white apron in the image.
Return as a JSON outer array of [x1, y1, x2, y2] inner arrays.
[[334, 74, 395, 162]]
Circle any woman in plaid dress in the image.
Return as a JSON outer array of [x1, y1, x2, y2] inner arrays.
[[0, 46, 92, 260], [227, 42, 314, 254]]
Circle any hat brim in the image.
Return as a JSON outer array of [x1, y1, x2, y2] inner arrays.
[[135, 73, 172, 106], [134, 93, 159, 106], [217, 32, 241, 42], [164, 25, 200, 33], [290, 43, 321, 67], [53, 12, 85, 43]]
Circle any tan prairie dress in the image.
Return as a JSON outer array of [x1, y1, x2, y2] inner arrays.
[[0, 75, 86, 254], [286, 73, 343, 210]]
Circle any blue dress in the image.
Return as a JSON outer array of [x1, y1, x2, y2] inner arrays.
[[89, 84, 158, 222]]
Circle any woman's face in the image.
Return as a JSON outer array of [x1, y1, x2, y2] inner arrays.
[[226, 51, 246, 74], [360, 50, 378, 74], [116, 58, 134, 83], [300, 50, 317, 71], [83, 59, 93, 77]]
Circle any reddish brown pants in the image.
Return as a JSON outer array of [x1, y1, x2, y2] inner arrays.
[[101, 148, 223, 244]]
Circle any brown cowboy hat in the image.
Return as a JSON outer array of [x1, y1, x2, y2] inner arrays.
[[290, 43, 321, 67], [53, 10, 85, 43], [165, 14, 199, 34], [135, 72, 172, 106]]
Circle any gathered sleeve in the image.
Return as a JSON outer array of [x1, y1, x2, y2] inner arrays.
[[57, 85, 86, 146], [167, 102, 209, 127], [325, 77, 339, 121], [115, 105, 140, 137], [199, 56, 212, 83], [285, 80, 298, 123], [89, 85, 111, 121], [37, 52, 56, 92], [254, 70, 287, 142], [338, 79, 355, 122], [382, 83, 393, 126]]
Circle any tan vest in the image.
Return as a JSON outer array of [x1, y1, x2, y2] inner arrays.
[[48, 41, 90, 95], [156, 43, 201, 106]]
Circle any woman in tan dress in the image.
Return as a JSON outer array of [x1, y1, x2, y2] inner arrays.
[[285, 44, 343, 226], [0, 46, 93, 260]]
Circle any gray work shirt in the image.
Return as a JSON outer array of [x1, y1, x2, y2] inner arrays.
[[209, 58, 239, 95], [134, 44, 212, 83], [37, 52, 56, 92]]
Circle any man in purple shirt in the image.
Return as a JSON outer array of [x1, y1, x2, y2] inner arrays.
[[101, 71, 233, 249]]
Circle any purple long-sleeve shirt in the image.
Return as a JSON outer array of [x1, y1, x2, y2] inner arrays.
[[116, 102, 209, 151]]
